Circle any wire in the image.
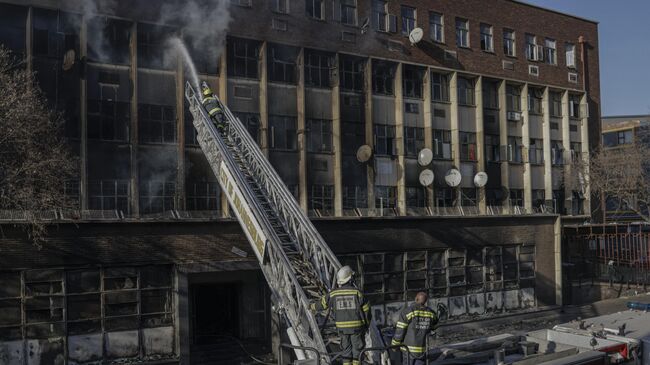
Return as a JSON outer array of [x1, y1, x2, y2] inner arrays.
[[212, 335, 276, 365]]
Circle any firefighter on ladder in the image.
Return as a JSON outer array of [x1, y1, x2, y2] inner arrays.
[[200, 81, 227, 132], [391, 292, 438, 365], [311, 266, 371, 365]]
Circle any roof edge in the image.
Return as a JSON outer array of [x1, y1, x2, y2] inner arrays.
[[510, 0, 599, 25]]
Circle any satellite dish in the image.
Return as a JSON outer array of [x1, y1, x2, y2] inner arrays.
[[417, 148, 433, 166], [356, 145, 373, 163], [62, 49, 76, 71], [409, 27, 424, 45], [474, 172, 488, 187], [444, 169, 462, 187], [419, 169, 434, 187]]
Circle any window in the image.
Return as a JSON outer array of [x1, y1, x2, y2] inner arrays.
[[372, 60, 395, 95], [525, 34, 537, 61], [569, 95, 581, 118], [431, 72, 449, 102], [482, 81, 499, 109], [456, 18, 469, 47], [510, 189, 524, 208], [429, 12, 444, 43], [436, 187, 455, 207], [433, 129, 452, 159], [401, 6, 416, 36], [87, 98, 130, 142], [404, 127, 425, 157], [308, 185, 334, 211], [603, 130, 633, 147], [406, 186, 427, 208], [306, 0, 324, 19], [552, 190, 564, 214], [234, 112, 261, 144], [506, 85, 521, 112], [485, 135, 500, 162], [305, 50, 332, 88], [268, 44, 297, 84], [139, 104, 176, 144], [545, 38, 556, 65], [376, 186, 397, 209], [342, 121, 365, 155], [528, 88, 543, 115], [88, 180, 130, 213], [227, 37, 259, 79], [138, 24, 175, 70], [503, 29, 515, 56], [341, 0, 357, 25], [551, 140, 564, 165], [273, 0, 289, 13], [403, 65, 423, 98], [269, 115, 297, 150], [461, 188, 477, 207], [566, 43, 576, 68], [529, 139, 543, 164], [343, 186, 367, 209], [460, 132, 477, 161], [570, 142, 582, 162], [480, 24, 493, 52], [186, 182, 219, 211], [340, 56, 364, 92], [457, 77, 475, 106], [88, 17, 131, 64], [307, 119, 333, 152], [532, 190, 545, 210], [508, 136, 523, 163], [550, 92, 562, 117], [374, 125, 396, 156], [140, 180, 176, 213], [372, 0, 388, 32]]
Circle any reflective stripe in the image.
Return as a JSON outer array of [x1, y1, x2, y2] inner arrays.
[[396, 321, 409, 329], [391, 339, 402, 346], [209, 107, 222, 115], [335, 320, 365, 328], [330, 289, 360, 297], [321, 296, 328, 309], [406, 310, 435, 320], [202, 97, 216, 103], [407, 345, 425, 353], [352, 361, 360, 365], [362, 303, 370, 312]]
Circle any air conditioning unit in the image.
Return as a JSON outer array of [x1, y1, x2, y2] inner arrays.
[[507, 111, 522, 121]]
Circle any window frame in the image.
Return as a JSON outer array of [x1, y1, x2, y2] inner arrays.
[[400, 5, 417, 36], [457, 76, 475, 106], [480, 23, 494, 52], [544, 38, 557, 65], [306, 0, 324, 20], [341, 0, 358, 26], [306, 118, 333, 153], [459, 132, 477, 162], [432, 129, 452, 160], [455, 18, 469, 48], [269, 115, 298, 151], [503, 29, 516, 57], [566, 42, 576, 68], [431, 72, 450, 102], [429, 12, 444, 43]]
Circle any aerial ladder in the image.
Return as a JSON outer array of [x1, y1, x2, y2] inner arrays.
[[185, 82, 389, 364]]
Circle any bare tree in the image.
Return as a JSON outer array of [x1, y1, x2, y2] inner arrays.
[[0, 46, 77, 243]]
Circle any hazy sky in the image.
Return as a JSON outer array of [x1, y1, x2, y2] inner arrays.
[[523, 0, 650, 117]]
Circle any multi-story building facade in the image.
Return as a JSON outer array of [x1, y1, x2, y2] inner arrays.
[[0, 0, 600, 363]]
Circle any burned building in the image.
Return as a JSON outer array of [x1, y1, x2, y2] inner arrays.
[[0, 0, 600, 364]]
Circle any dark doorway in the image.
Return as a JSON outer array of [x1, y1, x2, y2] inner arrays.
[[191, 282, 240, 344]]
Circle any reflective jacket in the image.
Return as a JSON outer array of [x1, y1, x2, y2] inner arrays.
[[312, 284, 371, 334], [201, 95, 223, 119], [391, 303, 438, 355]]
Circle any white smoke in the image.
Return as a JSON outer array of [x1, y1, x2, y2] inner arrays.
[[69, 0, 117, 62]]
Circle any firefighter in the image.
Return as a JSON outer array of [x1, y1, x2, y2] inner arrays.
[[200, 81, 227, 132], [311, 266, 370, 365], [391, 292, 438, 365]]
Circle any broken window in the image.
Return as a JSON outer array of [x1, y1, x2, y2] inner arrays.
[[186, 182, 219, 211], [227, 37, 260, 79], [461, 188, 477, 207], [447, 249, 466, 296], [509, 189, 524, 208], [372, 60, 395, 95], [307, 119, 333, 153], [87, 67, 131, 142], [406, 186, 427, 208], [88, 180, 130, 213], [306, 0, 324, 19], [234, 112, 260, 144], [268, 44, 297, 84], [340, 55, 364, 92], [502, 246, 519, 288], [139, 104, 177, 144], [341, 121, 365, 155], [304, 50, 332, 88], [436, 187, 455, 207], [485, 247, 503, 291], [308, 185, 334, 212], [66, 270, 101, 335], [404, 127, 424, 157], [0, 4, 27, 57], [528, 88, 543, 115], [375, 186, 397, 209], [374, 125, 396, 156], [466, 249, 484, 292], [343, 185, 367, 210], [87, 16, 131, 64], [459, 132, 477, 161], [269, 115, 297, 150], [138, 23, 176, 70], [0, 272, 22, 341], [403, 65, 423, 99], [433, 129, 452, 159], [24, 270, 65, 338], [139, 180, 176, 214]]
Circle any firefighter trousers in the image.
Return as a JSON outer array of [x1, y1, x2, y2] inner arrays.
[[340, 331, 365, 365], [402, 352, 426, 365]]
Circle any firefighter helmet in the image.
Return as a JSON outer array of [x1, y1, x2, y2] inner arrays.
[[201, 81, 213, 96], [336, 265, 354, 286]]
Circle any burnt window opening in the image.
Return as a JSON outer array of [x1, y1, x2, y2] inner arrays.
[[269, 115, 297, 151], [88, 179, 130, 213], [528, 88, 543, 115], [374, 124, 396, 156], [139, 180, 177, 214], [404, 127, 424, 157], [184, 33, 218, 75], [510, 189, 524, 208], [461, 188, 477, 207], [486, 188, 503, 207], [306, 0, 324, 19], [343, 185, 367, 210], [375, 185, 397, 209], [431, 72, 450, 102], [372, 60, 395, 95], [227, 37, 260, 79], [88, 67, 131, 142], [406, 186, 427, 208], [482, 80, 499, 109], [0, 4, 27, 56], [234, 112, 261, 144], [403, 65, 424, 99], [139, 104, 177, 144], [304, 50, 333, 88], [340, 56, 364, 92], [33, 9, 80, 59], [268, 44, 297, 84], [138, 23, 176, 70], [457, 76, 475, 106], [341, 121, 365, 155], [485, 134, 500, 162], [87, 16, 131, 64], [460, 132, 477, 161], [184, 99, 199, 147], [24, 270, 65, 338], [432, 129, 452, 160], [436, 187, 455, 207], [308, 184, 334, 212], [307, 119, 333, 153], [186, 182, 219, 211]]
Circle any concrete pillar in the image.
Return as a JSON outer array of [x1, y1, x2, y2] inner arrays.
[[449, 72, 460, 206], [175, 269, 190, 364], [422, 69, 434, 209], [176, 48, 186, 210], [364, 58, 375, 210], [129, 22, 139, 217], [475, 76, 486, 214], [296, 48, 308, 212], [79, 16, 88, 210], [394, 63, 406, 215], [553, 216, 563, 306], [498, 80, 510, 214], [259, 41, 269, 157], [218, 54, 230, 217], [332, 53, 343, 217], [561, 90, 572, 214], [542, 87, 553, 209], [521, 83, 532, 214], [580, 93, 590, 214]]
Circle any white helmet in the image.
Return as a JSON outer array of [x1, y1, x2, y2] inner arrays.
[[336, 266, 354, 286]]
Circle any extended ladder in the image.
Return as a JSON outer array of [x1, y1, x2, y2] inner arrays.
[[185, 83, 387, 364]]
